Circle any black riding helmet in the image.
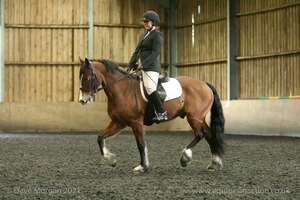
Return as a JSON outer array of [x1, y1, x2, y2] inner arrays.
[[141, 11, 160, 25]]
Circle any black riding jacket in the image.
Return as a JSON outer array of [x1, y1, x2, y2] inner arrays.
[[128, 28, 163, 73]]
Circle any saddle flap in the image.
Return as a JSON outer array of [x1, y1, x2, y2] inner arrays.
[[140, 77, 182, 103], [143, 83, 166, 102]]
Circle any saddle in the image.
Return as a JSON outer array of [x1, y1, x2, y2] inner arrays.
[[142, 72, 170, 102], [132, 70, 182, 126]]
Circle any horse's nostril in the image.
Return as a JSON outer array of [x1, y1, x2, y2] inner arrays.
[[79, 99, 85, 104]]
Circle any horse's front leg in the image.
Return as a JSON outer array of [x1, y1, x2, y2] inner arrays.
[[131, 122, 149, 173], [97, 121, 125, 167]]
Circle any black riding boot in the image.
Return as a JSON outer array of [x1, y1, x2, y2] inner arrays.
[[148, 91, 168, 122]]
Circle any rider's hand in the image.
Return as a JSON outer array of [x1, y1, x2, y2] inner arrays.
[[127, 67, 132, 72], [137, 65, 143, 70]]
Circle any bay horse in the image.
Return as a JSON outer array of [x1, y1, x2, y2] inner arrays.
[[78, 57, 225, 173]]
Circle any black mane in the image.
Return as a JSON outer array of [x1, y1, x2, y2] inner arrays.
[[90, 59, 127, 75]]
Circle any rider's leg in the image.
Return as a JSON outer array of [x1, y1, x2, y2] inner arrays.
[[148, 91, 167, 121], [142, 70, 167, 122]]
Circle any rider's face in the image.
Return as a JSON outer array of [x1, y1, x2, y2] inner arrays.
[[143, 20, 153, 31]]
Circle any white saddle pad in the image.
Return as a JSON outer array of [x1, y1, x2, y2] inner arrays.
[[140, 78, 182, 102]]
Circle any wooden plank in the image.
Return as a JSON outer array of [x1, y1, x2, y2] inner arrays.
[[5, 24, 89, 29], [13, 26, 20, 102], [51, 29, 58, 101], [237, 1, 300, 16], [40, 29, 48, 101], [24, 1, 31, 101], [73, 0, 87, 25], [57, 30, 64, 101], [45, 29, 53, 102], [19, 29, 26, 102], [64, 30, 72, 101]]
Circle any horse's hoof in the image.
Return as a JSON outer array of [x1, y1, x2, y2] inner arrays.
[[180, 160, 188, 167], [180, 148, 192, 167], [104, 153, 117, 167], [134, 165, 149, 173], [110, 162, 117, 167], [207, 155, 223, 170], [207, 161, 223, 171]]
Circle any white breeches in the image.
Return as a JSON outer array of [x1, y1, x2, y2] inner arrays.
[[142, 71, 159, 95]]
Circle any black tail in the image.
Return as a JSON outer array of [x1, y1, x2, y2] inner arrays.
[[206, 83, 226, 156]]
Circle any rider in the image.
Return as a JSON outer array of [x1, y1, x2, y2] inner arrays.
[[128, 10, 167, 122]]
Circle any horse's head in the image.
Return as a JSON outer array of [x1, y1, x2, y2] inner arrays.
[[78, 57, 101, 105]]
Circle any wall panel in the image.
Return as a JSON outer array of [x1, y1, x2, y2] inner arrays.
[[176, 0, 227, 100], [4, 0, 88, 102], [177, 0, 300, 100], [238, 0, 300, 98]]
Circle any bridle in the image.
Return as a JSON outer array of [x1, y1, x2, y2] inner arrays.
[[79, 63, 101, 95]]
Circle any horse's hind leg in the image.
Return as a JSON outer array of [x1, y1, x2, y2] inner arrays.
[[180, 118, 206, 167], [202, 121, 223, 170], [97, 121, 125, 167]]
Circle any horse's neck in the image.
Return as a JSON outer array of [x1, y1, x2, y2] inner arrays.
[[103, 72, 132, 99], [93, 62, 134, 100]]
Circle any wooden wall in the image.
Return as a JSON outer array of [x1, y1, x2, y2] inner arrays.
[[3, 0, 300, 102], [3, 0, 166, 102], [238, 0, 300, 98], [176, 0, 300, 99], [4, 0, 88, 102], [176, 0, 228, 100]]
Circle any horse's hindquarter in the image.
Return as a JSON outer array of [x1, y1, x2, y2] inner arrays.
[[175, 76, 214, 118]]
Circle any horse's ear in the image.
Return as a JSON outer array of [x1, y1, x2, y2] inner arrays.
[[79, 56, 84, 63], [84, 58, 92, 69]]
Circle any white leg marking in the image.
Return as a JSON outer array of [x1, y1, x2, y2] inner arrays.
[[207, 154, 223, 170], [144, 146, 149, 167], [134, 165, 144, 173], [103, 145, 117, 167], [134, 146, 149, 173], [212, 154, 222, 164], [180, 148, 193, 167]]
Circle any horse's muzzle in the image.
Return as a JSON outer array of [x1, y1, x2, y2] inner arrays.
[[78, 98, 92, 105], [78, 92, 93, 105], [79, 99, 87, 105]]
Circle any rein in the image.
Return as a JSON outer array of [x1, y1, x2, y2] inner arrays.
[[93, 69, 141, 94]]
